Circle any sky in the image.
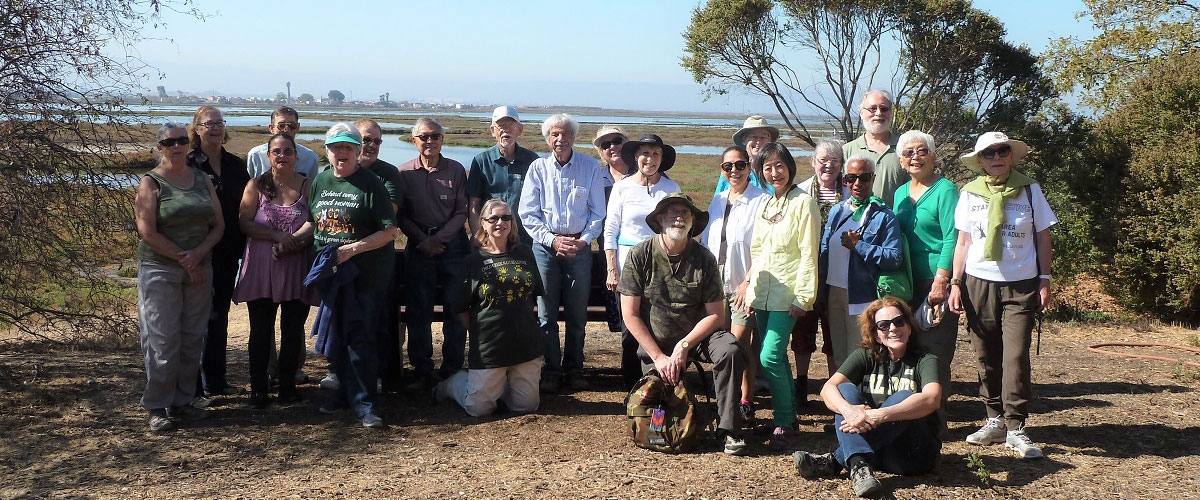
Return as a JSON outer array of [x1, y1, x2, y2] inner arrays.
[[133, 0, 1098, 114]]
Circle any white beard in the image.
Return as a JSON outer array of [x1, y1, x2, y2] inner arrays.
[[664, 225, 690, 242]]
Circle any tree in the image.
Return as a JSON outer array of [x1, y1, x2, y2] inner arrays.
[[156, 86, 167, 98], [275, 92, 287, 102], [328, 89, 345, 104], [681, 0, 1053, 162], [1044, 0, 1200, 111], [0, 0, 201, 343], [298, 93, 315, 104]]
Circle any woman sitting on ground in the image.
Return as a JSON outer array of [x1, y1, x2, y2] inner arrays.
[[793, 296, 941, 499], [439, 198, 545, 416]]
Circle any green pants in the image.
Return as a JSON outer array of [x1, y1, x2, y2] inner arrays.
[[754, 309, 796, 427]]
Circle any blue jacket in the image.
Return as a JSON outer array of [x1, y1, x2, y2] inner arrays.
[[819, 201, 903, 306], [305, 245, 363, 358]]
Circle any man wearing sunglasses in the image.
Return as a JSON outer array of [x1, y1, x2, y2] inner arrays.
[[842, 90, 909, 208], [246, 106, 321, 178], [397, 117, 470, 391], [467, 106, 538, 244]]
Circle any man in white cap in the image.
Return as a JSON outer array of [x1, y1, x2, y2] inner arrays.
[[843, 90, 909, 208], [715, 115, 777, 194], [467, 106, 539, 244]]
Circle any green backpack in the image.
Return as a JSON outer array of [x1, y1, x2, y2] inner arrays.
[[625, 372, 702, 453], [864, 205, 913, 303]]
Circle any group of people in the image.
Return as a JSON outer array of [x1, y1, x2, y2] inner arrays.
[[133, 92, 1057, 497]]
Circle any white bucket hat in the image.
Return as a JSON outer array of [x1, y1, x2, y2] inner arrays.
[[732, 115, 780, 147], [960, 132, 1030, 173]]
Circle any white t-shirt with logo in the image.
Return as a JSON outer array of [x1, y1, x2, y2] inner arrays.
[[954, 183, 1058, 282]]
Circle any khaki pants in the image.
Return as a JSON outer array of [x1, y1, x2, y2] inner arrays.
[[439, 358, 543, 417], [961, 275, 1039, 431], [826, 286, 860, 370]]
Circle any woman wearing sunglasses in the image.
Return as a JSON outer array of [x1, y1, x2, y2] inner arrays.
[[439, 198, 544, 416], [700, 145, 769, 427], [793, 296, 942, 498], [134, 122, 224, 431], [948, 132, 1057, 459]]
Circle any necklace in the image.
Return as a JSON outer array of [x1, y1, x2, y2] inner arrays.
[[761, 185, 795, 224]]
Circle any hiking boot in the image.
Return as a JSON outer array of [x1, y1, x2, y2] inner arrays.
[[167, 404, 209, 422], [1005, 429, 1043, 459], [361, 412, 384, 429], [148, 409, 174, 432], [539, 374, 562, 394], [248, 391, 270, 410], [850, 460, 884, 498], [965, 417, 1006, 445], [768, 426, 795, 451], [403, 374, 437, 393], [564, 372, 590, 392], [319, 372, 340, 391], [718, 430, 748, 456], [277, 391, 303, 404], [738, 401, 755, 428], [794, 451, 842, 479]]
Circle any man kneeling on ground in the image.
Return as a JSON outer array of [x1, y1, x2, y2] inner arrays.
[[617, 193, 749, 455]]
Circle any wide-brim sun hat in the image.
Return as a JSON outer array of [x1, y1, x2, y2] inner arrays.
[[732, 115, 780, 147], [620, 133, 677, 172], [645, 193, 709, 238], [324, 130, 362, 146], [960, 131, 1030, 173], [592, 125, 627, 148]]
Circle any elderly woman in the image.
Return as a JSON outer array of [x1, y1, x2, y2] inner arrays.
[[821, 155, 903, 370], [134, 122, 224, 431], [701, 145, 769, 425], [187, 105, 250, 400], [794, 296, 942, 499], [791, 140, 848, 401], [593, 125, 629, 337], [604, 134, 681, 389], [745, 142, 820, 450], [233, 133, 317, 408], [438, 198, 545, 416], [948, 132, 1056, 459], [892, 130, 959, 427], [303, 123, 397, 428]]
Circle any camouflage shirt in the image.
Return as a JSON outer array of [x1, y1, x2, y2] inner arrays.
[[617, 237, 723, 348]]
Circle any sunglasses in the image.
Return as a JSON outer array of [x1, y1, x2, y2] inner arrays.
[[862, 105, 891, 114], [274, 121, 299, 130], [361, 137, 384, 146], [980, 145, 1012, 159], [269, 148, 296, 157], [415, 133, 443, 142], [844, 172, 875, 184], [482, 214, 513, 223], [721, 160, 750, 172], [198, 120, 225, 128], [600, 137, 625, 150], [900, 148, 930, 158], [158, 137, 189, 147], [875, 315, 908, 332]]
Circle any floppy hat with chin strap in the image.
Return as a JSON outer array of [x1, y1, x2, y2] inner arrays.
[[960, 131, 1030, 173], [645, 193, 708, 238], [732, 115, 780, 147], [620, 133, 677, 172]]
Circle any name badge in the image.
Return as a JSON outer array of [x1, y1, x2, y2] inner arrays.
[[439, 194, 448, 200]]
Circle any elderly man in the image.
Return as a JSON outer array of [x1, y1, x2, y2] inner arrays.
[[517, 113, 606, 393], [247, 106, 321, 178], [843, 90, 909, 208], [467, 105, 538, 244], [397, 117, 469, 390], [714, 115, 777, 194], [618, 193, 748, 455]]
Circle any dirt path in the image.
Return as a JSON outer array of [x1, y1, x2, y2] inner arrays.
[[1, 306, 1197, 499]]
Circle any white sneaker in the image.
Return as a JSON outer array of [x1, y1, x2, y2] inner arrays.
[[1006, 429, 1043, 459], [320, 373, 339, 391], [965, 417, 1006, 445]]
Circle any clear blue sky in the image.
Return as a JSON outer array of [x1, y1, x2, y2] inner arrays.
[[135, 0, 1097, 113]]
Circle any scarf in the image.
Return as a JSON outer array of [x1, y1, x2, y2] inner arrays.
[[848, 195, 886, 221], [962, 170, 1035, 261]]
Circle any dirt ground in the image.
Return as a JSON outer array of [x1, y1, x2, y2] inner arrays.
[[1, 305, 1198, 499]]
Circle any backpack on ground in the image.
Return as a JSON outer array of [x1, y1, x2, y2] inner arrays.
[[625, 371, 702, 453]]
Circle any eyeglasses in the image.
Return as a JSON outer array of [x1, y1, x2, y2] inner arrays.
[[980, 145, 1012, 159], [415, 133, 443, 142], [844, 172, 875, 184], [274, 121, 299, 130], [199, 120, 225, 128], [482, 214, 513, 223], [862, 105, 891, 114], [600, 137, 625, 150], [814, 157, 842, 166], [158, 137, 189, 147], [361, 137, 384, 146], [721, 160, 750, 172], [664, 209, 693, 220], [269, 148, 296, 157], [900, 148, 930, 158], [875, 315, 908, 332]]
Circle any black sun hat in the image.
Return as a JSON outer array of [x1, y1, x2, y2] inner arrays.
[[620, 134, 677, 173]]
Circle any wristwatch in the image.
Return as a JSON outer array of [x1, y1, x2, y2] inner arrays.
[[950, 278, 963, 287], [679, 340, 690, 351]]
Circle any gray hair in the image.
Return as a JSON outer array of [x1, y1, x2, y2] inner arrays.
[[412, 117, 444, 136], [860, 89, 894, 107], [813, 139, 844, 160], [846, 154, 877, 172], [541, 113, 579, 137], [896, 130, 935, 152], [157, 121, 187, 141], [325, 122, 362, 143]]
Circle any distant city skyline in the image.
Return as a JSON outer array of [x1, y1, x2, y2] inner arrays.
[[134, 1, 1097, 114]]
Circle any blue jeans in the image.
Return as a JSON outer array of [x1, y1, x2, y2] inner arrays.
[[833, 383, 941, 475], [405, 233, 469, 378], [533, 243, 592, 375], [334, 290, 385, 418]]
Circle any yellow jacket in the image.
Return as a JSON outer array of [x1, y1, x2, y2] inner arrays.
[[746, 185, 820, 312]]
